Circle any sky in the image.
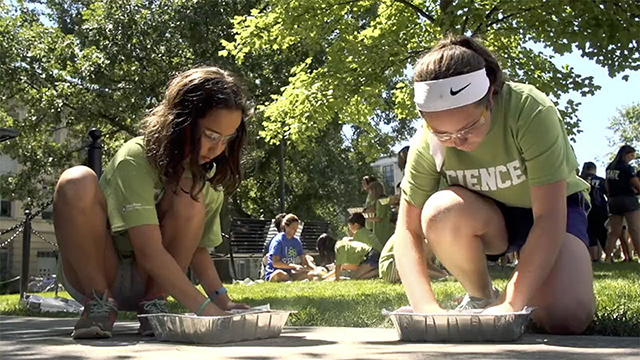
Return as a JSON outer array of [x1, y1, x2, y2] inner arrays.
[[546, 50, 639, 177]]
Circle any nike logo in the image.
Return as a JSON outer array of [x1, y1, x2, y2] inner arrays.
[[450, 83, 471, 96]]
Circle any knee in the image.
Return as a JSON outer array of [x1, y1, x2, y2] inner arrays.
[[160, 187, 206, 225], [421, 187, 472, 239], [269, 271, 289, 282], [54, 166, 100, 205], [535, 300, 595, 335]]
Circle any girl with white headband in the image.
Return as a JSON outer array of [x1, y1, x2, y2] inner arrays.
[[395, 35, 595, 334]]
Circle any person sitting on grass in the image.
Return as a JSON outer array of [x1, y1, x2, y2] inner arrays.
[[264, 214, 316, 282], [316, 233, 337, 267], [318, 236, 380, 282], [348, 213, 384, 252], [52, 67, 251, 339]]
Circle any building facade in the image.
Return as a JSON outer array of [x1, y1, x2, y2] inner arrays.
[[0, 155, 57, 292], [371, 155, 403, 195]]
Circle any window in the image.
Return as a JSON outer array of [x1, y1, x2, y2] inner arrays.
[[0, 200, 12, 218], [382, 165, 395, 194]]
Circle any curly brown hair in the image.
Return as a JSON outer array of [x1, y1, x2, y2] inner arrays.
[[141, 67, 250, 199]]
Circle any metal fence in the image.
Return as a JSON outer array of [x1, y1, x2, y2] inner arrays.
[[0, 129, 102, 300]]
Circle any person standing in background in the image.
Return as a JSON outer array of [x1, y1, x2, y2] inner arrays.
[[362, 175, 380, 231], [604, 145, 640, 262], [580, 162, 608, 261]]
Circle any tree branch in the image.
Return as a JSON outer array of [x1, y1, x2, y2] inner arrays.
[[394, 0, 436, 23], [476, 6, 538, 35], [473, 3, 500, 35], [460, 14, 469, 35]]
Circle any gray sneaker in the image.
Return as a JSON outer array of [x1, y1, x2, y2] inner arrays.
[[137, 296, 170, 336], [456, 286, 500, 311], [72, 291, 119, 339]]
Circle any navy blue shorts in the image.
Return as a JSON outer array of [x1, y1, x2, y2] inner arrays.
[[361, 249, 381, 268], [487, 192, 590, 261]]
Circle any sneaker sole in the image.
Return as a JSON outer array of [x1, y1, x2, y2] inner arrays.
[[72, 326, 112, 339]]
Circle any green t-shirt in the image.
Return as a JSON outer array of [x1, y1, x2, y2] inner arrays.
[[352, 227, 384, 252], [335, 239, 372, 265], [99, 137, 224, 257], [378, 233, 395, 278], [402, 82, 589, 209], [372, 199, 394, 247]]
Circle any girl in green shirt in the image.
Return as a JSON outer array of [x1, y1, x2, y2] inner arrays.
[[366, 181, 394, 246], [395, 35, 594, 334], [53, 67, 250, 339]]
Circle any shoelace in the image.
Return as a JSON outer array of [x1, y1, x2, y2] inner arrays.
[[141, 298, 169, 314], [86, 291, 118, 318], [456, 287, 499, 310]]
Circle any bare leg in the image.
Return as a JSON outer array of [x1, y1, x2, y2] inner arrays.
[[528, 234, 595, 334], [619, 228, 632, 261], [142, 178, 206, 297], [604, 215, 624, 262], [352, 264, 377, 279], [422, 187, 508, 299], [268, 270, 291, 282], [53, 166, 118, 297], [624, 210, 640, 260]]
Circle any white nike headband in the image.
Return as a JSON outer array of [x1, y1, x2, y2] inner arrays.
[[414, 68, 490, 112]]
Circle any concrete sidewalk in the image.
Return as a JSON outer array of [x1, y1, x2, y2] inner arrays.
[[1, 316, 638, 359]]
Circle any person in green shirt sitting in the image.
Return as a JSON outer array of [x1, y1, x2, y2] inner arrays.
[[318, 236, 380, 281], [348, 213, 384, 252], [395, 35, 594, 334], [53, 67, 250, 339], [379, 235, 448, 283]]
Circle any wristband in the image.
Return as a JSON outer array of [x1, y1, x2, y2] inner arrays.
[[197, 298, 211, 316], [209, 286, 228, 300]]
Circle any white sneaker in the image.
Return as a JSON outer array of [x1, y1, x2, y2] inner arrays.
[[455, 286, 500, 311]]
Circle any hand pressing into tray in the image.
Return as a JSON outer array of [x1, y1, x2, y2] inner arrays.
[[199, 302, 232, 316], [481, 302, 520, 315], [222, 301, 250, 311], [400, 304, 448, 315]]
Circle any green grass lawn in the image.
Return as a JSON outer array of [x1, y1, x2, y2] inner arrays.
[[1, 262, 638, 336]]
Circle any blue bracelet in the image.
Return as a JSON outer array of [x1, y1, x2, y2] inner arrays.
[[209, 287, 227, 300]]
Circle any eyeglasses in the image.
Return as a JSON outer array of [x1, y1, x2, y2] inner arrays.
[[426, 107, 488, 142], [203, 129, 237, 145]]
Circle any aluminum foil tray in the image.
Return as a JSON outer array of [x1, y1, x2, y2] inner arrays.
[[138, 307, 293, 344], [385, 307, 534, 342]]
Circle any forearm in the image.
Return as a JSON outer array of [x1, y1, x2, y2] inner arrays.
[[504, 214, 564, 310], [191, 247, 230, 308], [272, 260, 295, 269], [395, 228, 439, 310]]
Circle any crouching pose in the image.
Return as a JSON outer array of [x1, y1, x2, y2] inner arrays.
[[395, 35, 595, 334], [54, 67, 250, 339]]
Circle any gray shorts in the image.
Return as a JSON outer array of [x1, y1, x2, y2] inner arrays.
[[59, 256, 146, 311]]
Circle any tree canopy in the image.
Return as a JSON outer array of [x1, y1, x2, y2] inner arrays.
[[224, 0, 639, 149], [608, 103, 640, 150], [1, 0, 639, 233]]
